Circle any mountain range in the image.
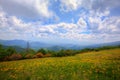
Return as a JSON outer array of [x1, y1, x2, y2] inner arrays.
[[0, 39, 120, 51]]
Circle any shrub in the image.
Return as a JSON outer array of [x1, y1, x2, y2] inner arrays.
[[6, 47, 16, 56], [3, 56, 9, 61], [33, 53, 44, 58], [9, 54, 22, 60], [63, 50, 76, 56], [26, 49, 36, 54], [37, 49, 48, 55], [25, 54, 33, 59], [52, 50, 65, 57], [52, 49, 77, 57], [32, 55, 37, 58], [0, 45, 8, 61], [44, 53, 51, 57], [0, 51, 6, 61]]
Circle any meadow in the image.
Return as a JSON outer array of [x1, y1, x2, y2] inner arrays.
[[0, 48, 120, 80]]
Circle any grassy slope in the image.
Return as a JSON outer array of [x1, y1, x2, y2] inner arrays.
[[0, 48, 120, 80]]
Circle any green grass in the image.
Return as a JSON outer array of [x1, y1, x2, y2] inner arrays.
[[0, 48, 120, 80]]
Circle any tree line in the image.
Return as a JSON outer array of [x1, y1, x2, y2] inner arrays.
[[0, 44, 120, 61]]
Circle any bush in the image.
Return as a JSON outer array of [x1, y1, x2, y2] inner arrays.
[[25, 54, 33, 59], [52, 50, 66, 57], [26, 49, 36, 54], [44, 53, 51, 57], [9, 54, 22, 60], [63, 50, 76, 56], [0, 51, 7, 61], [33, 53, 44, 58], [0, 45, 8, 61], [3, 56, 9, 61], [6, 47, 16, 56], [37, 49, 48, 55], [52, 49, 77, 57], [32, 55, 37, 58]]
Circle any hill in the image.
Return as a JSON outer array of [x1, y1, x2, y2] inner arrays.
[[0, 39, 120, 50], [0, 48, 120, 80], [0, 39, 53, 50], [2, 45, 25, 53]]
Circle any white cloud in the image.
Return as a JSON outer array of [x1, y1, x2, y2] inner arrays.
[[60, 0, 80, 12], [60, 0, 120, 17], [91, 0, 120, 12], [77, 18, 86, 28], [59, 0, 94, 12], [1, 0, 120, 44], [0, 0, 54, 19], [0, 10, 35, 40], [38, 25, 56, 34], [99, 17, 120, 34], [0, 9, 120, 42], [57, 22, 77, 29], [88, 15, 120, 34]]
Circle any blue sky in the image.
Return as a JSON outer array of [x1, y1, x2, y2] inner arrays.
[[0, 0, 120, 44]]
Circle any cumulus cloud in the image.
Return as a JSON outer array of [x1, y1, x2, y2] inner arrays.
[[0, 9, 87, 40], [98, 17, 120, 34], [0, 8, 120, 42], [88, 15, 120, 34], [0, 0, 54, 19], [91, 0, 120, 12], [0, 0, 120, 43], [0, 10, 35, 40], [77, 18, 86, 28], [60, 0, 80, 12], [60, 0, 120, 12]]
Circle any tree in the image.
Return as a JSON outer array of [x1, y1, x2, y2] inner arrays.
[[37, 48, 47, 55], [0, 44, 6, 60], [6, 47, 16, 56], [0, 44, 2, 49]]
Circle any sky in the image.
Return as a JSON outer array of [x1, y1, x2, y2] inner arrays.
[[0, 0, 120, 44]]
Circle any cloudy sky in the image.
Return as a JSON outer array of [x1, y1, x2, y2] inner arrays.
[[0, 0, 120, 44]]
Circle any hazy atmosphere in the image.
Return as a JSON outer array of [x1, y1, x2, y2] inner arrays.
[[0, 0, 120, 44]]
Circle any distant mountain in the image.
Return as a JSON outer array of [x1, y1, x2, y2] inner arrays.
[[88, 41, 120, 48], [2, 45, 25, 53], [72, 41, 120, 50], [47, 41, 120, 50], [47, 46, 66, 51], [0, 39, 54, 50], [0, 39, 120, 51], [0, 40, 27, 48], [30, 42, 53, 50]]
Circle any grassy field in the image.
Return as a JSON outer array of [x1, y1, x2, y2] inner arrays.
[[0, 48, 120, 80]]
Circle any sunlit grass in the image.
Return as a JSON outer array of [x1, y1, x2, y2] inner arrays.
[[0, 48, 120, 80]]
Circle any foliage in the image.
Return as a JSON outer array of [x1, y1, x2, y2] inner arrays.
[[33, 53, 44, 58], [37, 48, 48, 55], [0, 45, 16, 61], [20, 48, 36, 59], [0, 45, 6, 60], [9, 54, 22, 60], [0, 44, 120, 61], [44, 53, 51, 57], [25, 54, 33, 59], [6, 47, 16, 56], [52, 49, 77, 57], [26, 48, 36, 54]]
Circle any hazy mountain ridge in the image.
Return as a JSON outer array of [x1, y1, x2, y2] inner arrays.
[[0, 39, 120, 51], [1, 45, 25, 53], [0, 40, 27, 48]]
